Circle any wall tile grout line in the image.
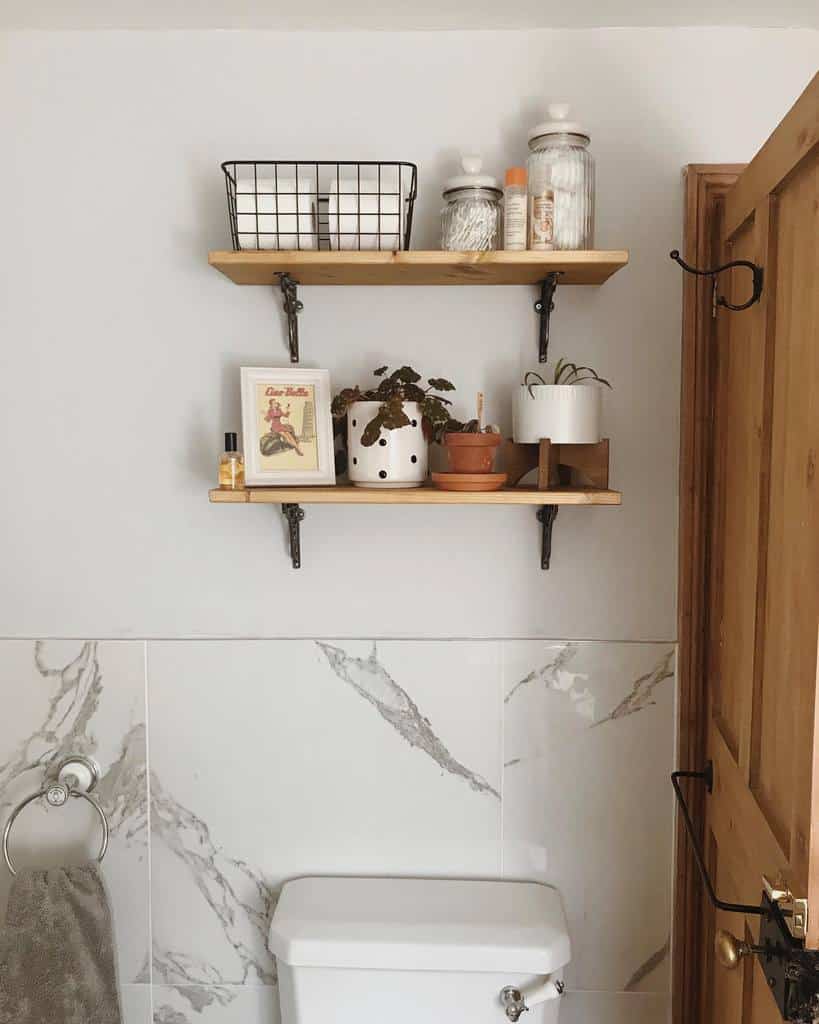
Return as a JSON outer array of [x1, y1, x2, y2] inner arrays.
[[143, 639, 155, 1021], [499, 640, 505, 879], [0, 634, 679, 644]]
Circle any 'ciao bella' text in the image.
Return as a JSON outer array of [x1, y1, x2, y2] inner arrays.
[[265, 386, 309, 398]]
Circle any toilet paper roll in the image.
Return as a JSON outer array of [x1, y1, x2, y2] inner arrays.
[[327, 179, 405, 251], [235, 176, 317, 250]]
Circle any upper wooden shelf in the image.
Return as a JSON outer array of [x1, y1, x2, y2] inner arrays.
[[208, 250, 629, 287], [209, 485, 621, 506]]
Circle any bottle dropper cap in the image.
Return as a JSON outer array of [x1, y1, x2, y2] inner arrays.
[[225, 432, 237, 452]]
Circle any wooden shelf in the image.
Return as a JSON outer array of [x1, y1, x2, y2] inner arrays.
[[209, 485, 621, 506], [208, 250, 629, 287]]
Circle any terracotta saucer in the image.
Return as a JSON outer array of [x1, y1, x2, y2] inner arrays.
[[431, 472, 508, 492]]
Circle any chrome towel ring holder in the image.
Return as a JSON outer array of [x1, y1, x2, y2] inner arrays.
[[2, 755, 110, 877]]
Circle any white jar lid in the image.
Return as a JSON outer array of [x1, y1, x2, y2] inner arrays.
[[443, 155, 501, 195], [528, 103, 589, 142]]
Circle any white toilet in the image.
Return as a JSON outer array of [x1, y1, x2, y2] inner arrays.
[[269, 876, 571, 1024]]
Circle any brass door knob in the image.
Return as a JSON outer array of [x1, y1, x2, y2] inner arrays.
[[715, 928, 752, 969]]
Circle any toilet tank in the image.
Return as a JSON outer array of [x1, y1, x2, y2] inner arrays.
[[269, 877, 571, 1024]]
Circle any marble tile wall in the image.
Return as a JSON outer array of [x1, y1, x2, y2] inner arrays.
[[0, 639, 675, 1024]]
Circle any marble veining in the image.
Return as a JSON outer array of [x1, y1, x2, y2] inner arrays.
[[153, 1008, 189, 1024], [501, 641, 676, 993], [151, 984, 278, 1024], [504, 642, 596, 722], [592, 650, 675, 729], [317, 641, 500, 798], [151, 770, 277, 987], [0, 643, 148, 839], [1, 638, 674, 1021], [151, 972, 238, 1018], [0, 640, 149, 989], [0, 642, 102, 809], [624, 937, 671, 992]]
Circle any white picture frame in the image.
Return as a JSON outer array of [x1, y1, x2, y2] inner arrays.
[[240, 367, 336, 486]]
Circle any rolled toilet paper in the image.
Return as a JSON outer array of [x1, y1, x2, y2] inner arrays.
[[327, 178, 405, 251], [235, 176, 317, 250]]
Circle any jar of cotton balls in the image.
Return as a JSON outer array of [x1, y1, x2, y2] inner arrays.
[[527, 103, 595, 250], [441, 156, 502, 251]]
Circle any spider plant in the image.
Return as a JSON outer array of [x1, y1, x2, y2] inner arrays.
[[525, 358, 612, 396]]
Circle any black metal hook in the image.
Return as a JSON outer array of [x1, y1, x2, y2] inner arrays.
[[670, 250, 763, 312]]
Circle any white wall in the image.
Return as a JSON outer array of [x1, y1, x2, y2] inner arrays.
[[1, 30, 817, 1024], [0, 28, 817, 641]]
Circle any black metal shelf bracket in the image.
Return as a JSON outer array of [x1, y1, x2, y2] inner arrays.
[[537, 505, 559, 570], [534, 273, 561, 364], [669, 249, 763, 313], [281, 503, 305, 569], [278, 274, 304, 363]]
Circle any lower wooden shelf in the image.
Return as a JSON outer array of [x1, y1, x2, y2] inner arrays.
[[209, 485, 621, 506], [209, 484, 621, 571]]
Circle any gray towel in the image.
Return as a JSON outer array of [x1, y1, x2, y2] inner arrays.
[[0, 863, 122, 1024]]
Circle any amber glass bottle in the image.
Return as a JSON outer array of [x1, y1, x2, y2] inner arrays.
[[218, 432, 245, 490]]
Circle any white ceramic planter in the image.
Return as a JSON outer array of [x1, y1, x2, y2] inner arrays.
[[513, 385, 602, 444], [347, 401, 429, 488]]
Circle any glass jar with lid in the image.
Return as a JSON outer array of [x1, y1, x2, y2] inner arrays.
[[441, 156, 502, 251], [527, 104, 595, 250]]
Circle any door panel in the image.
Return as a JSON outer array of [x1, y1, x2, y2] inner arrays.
[[675, 73, 819, 1024], [707, 211, 767, 767], [756, 147, 819, 898]]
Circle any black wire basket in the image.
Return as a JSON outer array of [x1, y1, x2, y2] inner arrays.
[[222, 161, 418, 252]]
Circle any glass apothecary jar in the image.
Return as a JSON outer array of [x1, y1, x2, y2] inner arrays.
[[441, 156, 502, 252], [527, 104, 595, 250]]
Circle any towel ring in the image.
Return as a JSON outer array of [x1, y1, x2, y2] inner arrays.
[[2, 756, 110, 877]]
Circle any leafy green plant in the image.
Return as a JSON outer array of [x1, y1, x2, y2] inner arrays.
[[525, 358, 612, 396], [332, 366, 461, 447]]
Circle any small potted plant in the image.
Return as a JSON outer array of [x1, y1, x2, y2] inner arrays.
[[513, 358, 611, 445], [331, 366, 456, 488], [442, 393, 502, 474]]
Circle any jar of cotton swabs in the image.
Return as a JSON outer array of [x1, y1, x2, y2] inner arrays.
[[527, 104, 595, 250], [440, 156, 502, 251]]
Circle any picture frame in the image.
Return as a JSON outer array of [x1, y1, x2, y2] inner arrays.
[[240, 367, 336, 486]]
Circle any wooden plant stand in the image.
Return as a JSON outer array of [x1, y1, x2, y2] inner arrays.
[[503, 437, 610, 490]]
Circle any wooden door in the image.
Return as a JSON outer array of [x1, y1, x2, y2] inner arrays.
[[675, 73, 819, 1024]]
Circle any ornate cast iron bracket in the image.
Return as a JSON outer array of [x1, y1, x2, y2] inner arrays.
[[670, 249, 763, 313], [281, 503, 305, 569], [278, 502, 562, 571], [278, 273, 304, 363], [672, 765, 819, 1023], [534, 273, 561, 364], [537, 505, 559, 570]]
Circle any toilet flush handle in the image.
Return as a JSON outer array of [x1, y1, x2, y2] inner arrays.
[[500, 978, 564, 1020]]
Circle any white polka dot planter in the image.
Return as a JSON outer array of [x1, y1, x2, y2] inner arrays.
[[347, 401, 429, 488]]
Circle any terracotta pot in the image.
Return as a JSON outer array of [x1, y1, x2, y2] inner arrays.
[[443, 432, 502, 473]]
